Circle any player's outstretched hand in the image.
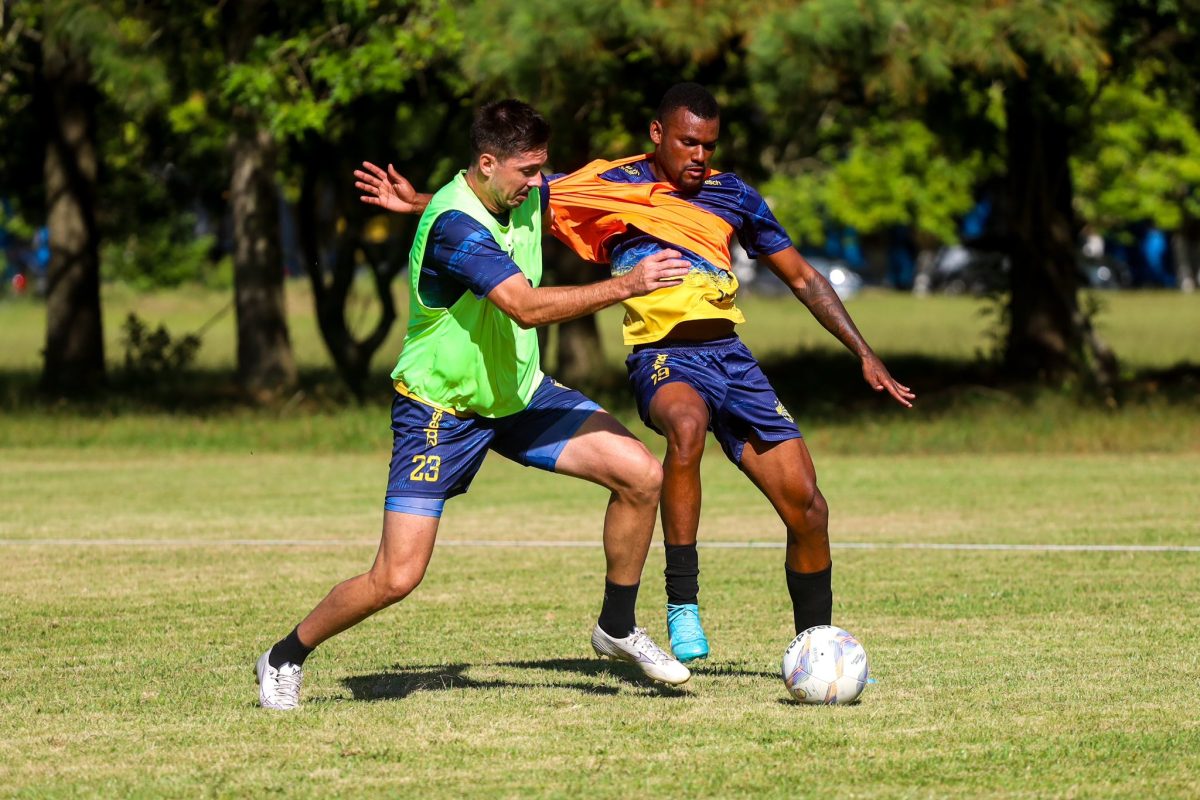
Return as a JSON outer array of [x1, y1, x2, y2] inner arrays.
[[626, 249, 690, 296], [862, 354, 915, 408], [355, 161, 419, 214]]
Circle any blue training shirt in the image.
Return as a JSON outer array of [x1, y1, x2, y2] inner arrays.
[[416, 180, 554, 309]]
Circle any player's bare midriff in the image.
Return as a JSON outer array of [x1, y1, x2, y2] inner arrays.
[[654, 318, 737, 344]]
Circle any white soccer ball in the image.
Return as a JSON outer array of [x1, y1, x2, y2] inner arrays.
[[781, 625, 869, 705]]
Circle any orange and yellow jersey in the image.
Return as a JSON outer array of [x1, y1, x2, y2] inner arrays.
[[547, 154, 793, 344]]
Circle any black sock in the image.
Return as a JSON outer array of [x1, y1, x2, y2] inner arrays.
[[598, 580, 639, 638], [269, 626, 313, 669], [786, 564, 833, 635], [664, 543, 700, 605]]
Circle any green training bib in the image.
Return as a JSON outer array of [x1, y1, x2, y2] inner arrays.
[[391, 172, 544, 418]]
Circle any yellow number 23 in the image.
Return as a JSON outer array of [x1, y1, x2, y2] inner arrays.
[[409, 455, 441, 482]]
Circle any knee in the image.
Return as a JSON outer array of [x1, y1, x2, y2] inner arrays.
[[784, 479, 827, 527], [616, 446, 663, 507], [370, 565, 426, 608], [807, 488, 829, 525], [663, 414, 707, 466], [786, 490, 829, 545]]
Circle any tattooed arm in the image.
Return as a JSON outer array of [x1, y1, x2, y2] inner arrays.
[[760, 247, 915, 408]]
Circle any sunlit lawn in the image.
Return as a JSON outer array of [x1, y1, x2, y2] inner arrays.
[[1, 448, 1198, 797]]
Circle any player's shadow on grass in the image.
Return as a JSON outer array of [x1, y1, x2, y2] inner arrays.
[[341, 660, 683, 701], [496, 658, 689, 697], [775, 698, 863, 707], [342, 663, 617, 700]]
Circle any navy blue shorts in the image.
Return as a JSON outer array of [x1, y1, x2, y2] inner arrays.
[[626, 335, 802, 464], [385, 375, 601, 514]]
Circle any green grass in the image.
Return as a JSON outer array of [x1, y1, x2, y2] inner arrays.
[[2, 449, 1198, 797], [3, 285, 1199, 796]]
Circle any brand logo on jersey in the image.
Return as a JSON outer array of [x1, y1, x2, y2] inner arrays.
[[704, 178, 722, 187], [775, 400, 794, 423], [424, 408, 444, 448], [622, 164, 641, 175]]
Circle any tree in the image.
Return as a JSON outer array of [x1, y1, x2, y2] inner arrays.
[[294, 98, 464, 400], [218, 0, 298, 398], [995, 1, 1200, 381], [164, 0, 464, 399], [746, 1, 1115, 388], [1073, 71, 1200, 234], [249, 2, 465, 399], [1072, 40, 1200, 293], [761, 117, 986, 251], [39, 10, 103, 393], [1, 1, 167, 395]]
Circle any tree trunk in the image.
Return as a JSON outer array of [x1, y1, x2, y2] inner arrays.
[[1003, 77, 1117, 394], [229, 126, 297, 398], [40, 34, 103, 395], [224, 0, 295, 400], [297, 159, 400, 401], [1173, 225, 1196, 293]]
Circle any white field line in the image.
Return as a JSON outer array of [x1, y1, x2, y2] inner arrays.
[[0, 538, 1198, 553]]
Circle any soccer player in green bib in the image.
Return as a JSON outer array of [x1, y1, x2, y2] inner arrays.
[[255, 100, 692, 710]]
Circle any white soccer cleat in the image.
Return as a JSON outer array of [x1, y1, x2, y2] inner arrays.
[[255, 649, 303, 710], [591, 624, 691, 686]]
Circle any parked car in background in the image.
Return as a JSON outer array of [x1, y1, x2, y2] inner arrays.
[[917, 244, 1132, 295], [924, 245, 1010, 295], [1078, 254, 1133, 289], [732, 244, 863, 301]]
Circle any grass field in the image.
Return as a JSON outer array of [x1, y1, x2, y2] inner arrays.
[[2, 285, 1199, 797], [2, 449, 1199, 797]]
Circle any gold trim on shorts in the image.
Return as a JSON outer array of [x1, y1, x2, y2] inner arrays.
[[392, 380, 477, 419]]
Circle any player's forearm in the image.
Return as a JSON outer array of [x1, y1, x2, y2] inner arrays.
[[510, 277, 632, 328], [412, 193, 432, 214], [793, 275, 874, 360]]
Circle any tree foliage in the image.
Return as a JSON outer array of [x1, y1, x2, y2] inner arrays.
[[1074, 68, 1200, 232], [149, 0, 465, 397], [0, 0, 176, 393], [763, 118, 985, 246], [228, 0, 466, 399], [742, 0, 1200, 391], [4, 0, 1200, 400]]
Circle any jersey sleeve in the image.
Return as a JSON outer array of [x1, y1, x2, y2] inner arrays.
[[736, 181, 793, 259], [428, 211, 523, 299], [540, 172, 566, 215]]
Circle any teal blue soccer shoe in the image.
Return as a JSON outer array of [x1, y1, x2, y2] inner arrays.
[[667, 603, 710, 662]]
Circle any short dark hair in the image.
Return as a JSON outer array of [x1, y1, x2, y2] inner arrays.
[[470, 99, 551, 160], [656, 82, 720, 123]]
